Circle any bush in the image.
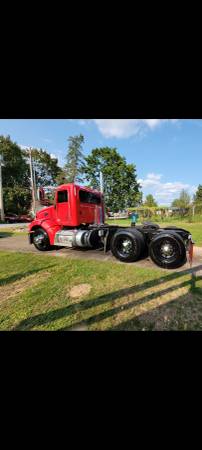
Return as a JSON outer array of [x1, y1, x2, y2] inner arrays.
[[3, 187, 31, 214]]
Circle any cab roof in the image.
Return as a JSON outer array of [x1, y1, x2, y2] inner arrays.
[[57, 183, 101, 194]]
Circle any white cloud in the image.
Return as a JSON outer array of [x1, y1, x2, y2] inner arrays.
[[138, 173, 196, 205], [138, 173, 163, 188], [92, 119, 178, 139]]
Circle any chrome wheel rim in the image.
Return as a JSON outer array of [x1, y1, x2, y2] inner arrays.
[[34, 232, 48, 249], [160, 241, 175, 258], [117, 237, 134, 257], [121, 239, 133, 254]]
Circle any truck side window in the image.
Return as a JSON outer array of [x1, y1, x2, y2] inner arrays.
[[79, 190, 101, 205], [58, 190, 68, 203]]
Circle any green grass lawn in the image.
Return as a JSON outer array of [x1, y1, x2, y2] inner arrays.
[[0, 228, 28, 237], [0, 251, 202, 331], [107, 219, 202, 246]]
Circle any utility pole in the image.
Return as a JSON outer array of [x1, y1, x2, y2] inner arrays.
[[0, 154, 5, 222], [99, 171, 105, 223], [29, 148, 36, 216], [100, 171, 104, 194], [33, 161, 37, 200]]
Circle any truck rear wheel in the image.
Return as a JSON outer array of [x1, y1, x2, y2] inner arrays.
[[149, 232, 186, 269], [110, 229, 144, 262], [33, 227, 51, 251]]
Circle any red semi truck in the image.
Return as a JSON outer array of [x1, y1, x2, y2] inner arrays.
[[28, 183, 194, 269]]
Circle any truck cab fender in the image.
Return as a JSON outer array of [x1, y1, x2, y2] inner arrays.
[[29, 220, 61, 245]]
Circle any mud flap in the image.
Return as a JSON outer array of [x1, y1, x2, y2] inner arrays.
[[188, 235, 195, 267]]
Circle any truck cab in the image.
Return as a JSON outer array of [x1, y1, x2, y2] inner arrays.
[[29, 184, 105, 248], [55, 184, 104, 227], [35, 184, 104, 227]]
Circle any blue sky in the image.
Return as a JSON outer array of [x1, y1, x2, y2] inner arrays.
[[0, 118, 201, 205]]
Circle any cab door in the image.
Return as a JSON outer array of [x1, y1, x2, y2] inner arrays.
[[56, 189, 69, 224]]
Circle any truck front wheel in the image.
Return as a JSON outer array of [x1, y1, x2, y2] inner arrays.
[[33, 227, 51, 251]]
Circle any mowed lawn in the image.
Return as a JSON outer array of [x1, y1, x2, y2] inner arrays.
[[0, 251, 202, 331], [107, 219, 202, 247]]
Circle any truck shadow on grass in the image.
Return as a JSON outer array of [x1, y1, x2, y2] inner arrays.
[[0, 263, 58, 287], [109, 273, 202, 331], [14, 264, 202, 331], [0, 232, 13, 239]]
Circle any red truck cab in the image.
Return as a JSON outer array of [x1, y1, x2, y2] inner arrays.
[[29, 184, 104, 246], [55, 184, 104, 227]]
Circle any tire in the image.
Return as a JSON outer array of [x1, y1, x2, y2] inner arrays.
[[130, 227, 146, 255], [149, 232, 186, 269], [110, 229, 145, 262], [32, 227, 51, 251]]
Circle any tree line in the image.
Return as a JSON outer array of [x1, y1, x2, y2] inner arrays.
[[171, 187, 202, 209], [1, 134, 201, 216], [0, 135, 62, 215], [0, 134, 142, 214], [135, 187, 202, 210]]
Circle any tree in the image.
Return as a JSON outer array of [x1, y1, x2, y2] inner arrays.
[[27, 148, 62, 187], [0, 135, 30, 188], [55, 169, 68, 186], [0, 136, 31, 214], [194, 184, 202, 204], [172, 190, 191, 208], [3, 187, 31, 214], [82, 147, 141, 212], [135, 191, 143, 207], [61, 134, 85, 184], [0, 136, 63, 214], [144, 194, 158, 207]]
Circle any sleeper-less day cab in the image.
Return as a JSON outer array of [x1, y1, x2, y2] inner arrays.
[[28, 183, 194, 269]]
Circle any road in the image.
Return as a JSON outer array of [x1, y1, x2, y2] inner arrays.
[[1, 230, 202, 273]]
